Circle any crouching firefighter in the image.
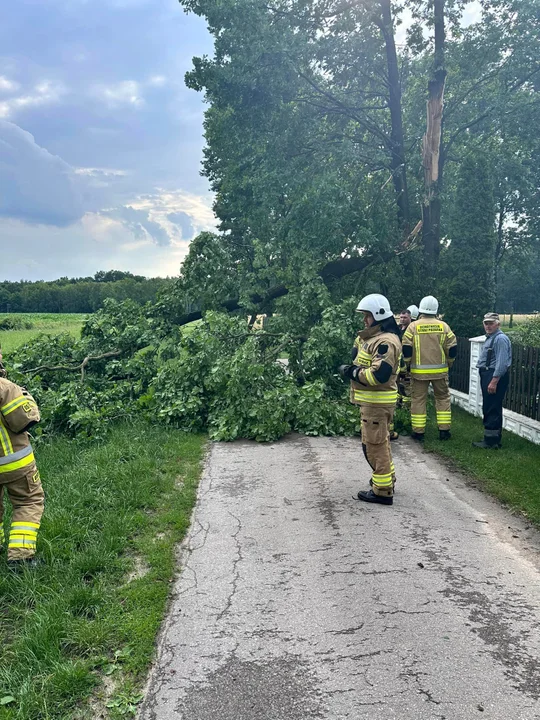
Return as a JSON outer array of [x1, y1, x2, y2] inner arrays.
[[0, 377, 44, 570], [339, 294, 401, 505]]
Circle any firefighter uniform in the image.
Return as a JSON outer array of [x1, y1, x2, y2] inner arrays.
[[401, 316, 457, 436], [349, 325, 401, 497], [0, 378, 44, 561]]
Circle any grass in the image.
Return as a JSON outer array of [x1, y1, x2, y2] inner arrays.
[[0, 422, 206, 719], [0, 314, 85, 354], [422, 404, 540, 526]]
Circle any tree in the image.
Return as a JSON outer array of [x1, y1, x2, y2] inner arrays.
[[441, 154, 496, 336]]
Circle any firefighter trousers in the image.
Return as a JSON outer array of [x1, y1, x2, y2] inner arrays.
[[360, 404, 395, 497], [410, 378, 451, 434], [0, 462, 44, 560]]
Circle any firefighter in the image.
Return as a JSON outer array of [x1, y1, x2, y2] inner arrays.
[[401, 295, 457, 441], [0, 375, 44, 570], [339, 294, 401, 505]]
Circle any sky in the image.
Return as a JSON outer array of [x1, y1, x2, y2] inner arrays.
[[0, 0, 215, 281]]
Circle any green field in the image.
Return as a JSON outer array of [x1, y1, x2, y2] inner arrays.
[[0, 314, 85, 355]]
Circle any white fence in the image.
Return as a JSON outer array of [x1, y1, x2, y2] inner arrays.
[[450, 336, 540, 445]]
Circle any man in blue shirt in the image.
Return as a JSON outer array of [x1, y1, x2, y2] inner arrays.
[[473, 312, 512, 449]]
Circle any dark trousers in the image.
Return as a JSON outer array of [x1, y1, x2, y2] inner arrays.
[[479, 369, 509, 445]]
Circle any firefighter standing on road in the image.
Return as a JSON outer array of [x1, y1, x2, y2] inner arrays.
[[339, 294, 401, 505], [0, 373, 44, 570], [401, 295, 457, 441]]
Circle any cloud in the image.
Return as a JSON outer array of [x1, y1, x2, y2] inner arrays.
[[0, 76, 19, 93], [92, 80, 144, 108], [0, 120, 84, 226], [167, 211, 195, 240], [100, 205, 171, 246], [0, 81, 65, 120]]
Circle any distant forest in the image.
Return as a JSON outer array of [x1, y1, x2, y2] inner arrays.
[[0, 271, 173, 313]]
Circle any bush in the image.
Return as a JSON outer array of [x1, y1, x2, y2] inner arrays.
[[0, 316, 34, 330], [511, 316, 540, 348]]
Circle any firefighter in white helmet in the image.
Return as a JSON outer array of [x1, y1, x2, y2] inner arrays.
[[339, 294, 401, 505], [401, 295, 457, 441]]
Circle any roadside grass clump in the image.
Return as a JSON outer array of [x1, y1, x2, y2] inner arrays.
[[423, 404, 540, 526], [0, 421, 205, 719]]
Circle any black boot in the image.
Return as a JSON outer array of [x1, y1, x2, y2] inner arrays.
[[472, 440, 501, 450], [357, 489, 393, 505], [389, 431, 399, 441], [7, 557, 43, 573], [411, 432, 424, 442], [439, 429, 451, 441]]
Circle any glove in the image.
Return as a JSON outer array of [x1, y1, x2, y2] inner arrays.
[[338, 364, 358, 381]]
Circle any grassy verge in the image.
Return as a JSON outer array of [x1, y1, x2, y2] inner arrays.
[[0, 314, 85, 354], [0, 422, 206, 719], [423, 405, 540, 526]]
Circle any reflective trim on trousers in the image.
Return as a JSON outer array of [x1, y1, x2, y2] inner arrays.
[[372, 472, 394, 488], [353, 390, 398, 404]]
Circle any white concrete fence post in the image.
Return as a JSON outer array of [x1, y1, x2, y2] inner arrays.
[[468, 336, 485, 417]]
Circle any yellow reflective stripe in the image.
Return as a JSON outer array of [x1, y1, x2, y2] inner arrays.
[[8, 541, 37, 548], [364, 369, 378, 386], [11, 521, 40, 529], [1, 396, 34, 416], [415, 333, 421, 365], [410, 368, 448, 375], [0, 417, 13, 456], [1, 395, 27, 414], [447, 331, 455, 341], [0, 452, 35, 474], [403, 330, 413, 340], [353, 391, 398, 404], [372, 473, 394, 487]]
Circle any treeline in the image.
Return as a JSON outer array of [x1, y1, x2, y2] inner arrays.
[[0, 271, 173, 313]]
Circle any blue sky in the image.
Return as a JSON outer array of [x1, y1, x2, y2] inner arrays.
[[0, 0, 215, 281]]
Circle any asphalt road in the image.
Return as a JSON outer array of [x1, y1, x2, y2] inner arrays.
[[140, 434, 540, 720]]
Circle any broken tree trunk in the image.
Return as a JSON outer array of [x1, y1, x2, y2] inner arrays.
[[421, 0, 446, 286]]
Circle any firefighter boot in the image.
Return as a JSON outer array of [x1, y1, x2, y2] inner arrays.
[[411, 432, 424, 442], [472, 440, 501, 450], [357, 489, 393, 505], [439, 430, 451, 441], [7, 557, 43, 573]]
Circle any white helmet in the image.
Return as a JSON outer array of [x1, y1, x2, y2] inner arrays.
[[356, 293, 393, 321], [407, 304, 420, 320], [419, 295, 439, 315]]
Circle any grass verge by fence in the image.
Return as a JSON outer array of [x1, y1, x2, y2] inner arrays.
[[423, 405, 540, 526], [0, 314, 85, 354], [0, 422, 206, 720]]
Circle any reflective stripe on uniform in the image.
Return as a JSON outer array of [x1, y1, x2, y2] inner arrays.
[[372, 472, 394, 488], [0, 417, 13, 456], [1, 395, 35, 416], [436, 411, 451, 423], [411, 414, 427, 427], [410, 367, 448, 375], [353, 390, 398, 404], [364, 369, 378, 386], [0, 445, 33, 466], [9, 521, 39, 550], [0, 450, 35, 474]]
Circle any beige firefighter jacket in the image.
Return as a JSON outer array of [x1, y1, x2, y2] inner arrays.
[[0, 378, 40, 484], [350, 324, 401, 407], [401, 315, 457, 380]]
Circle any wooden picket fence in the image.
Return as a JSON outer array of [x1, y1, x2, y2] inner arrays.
[[449, 337, 540, 422], [505, 343, 540, 421]]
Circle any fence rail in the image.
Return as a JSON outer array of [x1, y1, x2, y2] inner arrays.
[[449, 337, 471, 394]]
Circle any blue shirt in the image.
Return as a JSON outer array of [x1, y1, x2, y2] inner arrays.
[[476, 329, 512, 378]]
